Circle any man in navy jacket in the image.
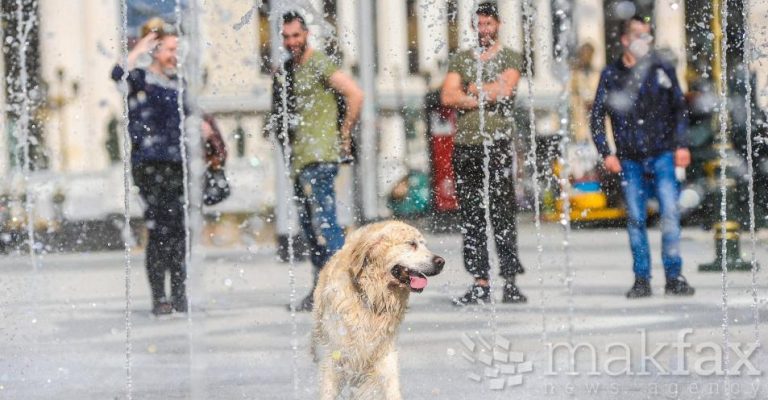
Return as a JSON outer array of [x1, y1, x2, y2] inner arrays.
[[590, 16, 695, 298]]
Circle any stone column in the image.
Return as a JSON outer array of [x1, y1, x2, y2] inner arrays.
[[654, 0, 687, 90], [376, 0, 408, 83], [499, 0, 523, 51], [533, 0, 556, 89], [417, 0, 449, 79], [203, 0, 260, 98], [457, 0, 475, 50], [85, 0, 123, 169], [306, 0, 325, 50], [39, 0, 90, 172], [336, 0, 359, 69], [574, 0, 606, 69], [376, 1, 408, 215], [36, 0, 120, 173], [377, 114, 408, 214]]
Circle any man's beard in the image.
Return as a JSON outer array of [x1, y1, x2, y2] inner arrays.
[[478, 34, 497, 49], [289, 43, 307, 60]]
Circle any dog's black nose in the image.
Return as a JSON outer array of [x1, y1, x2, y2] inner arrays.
[[432, 255, 445, 271]]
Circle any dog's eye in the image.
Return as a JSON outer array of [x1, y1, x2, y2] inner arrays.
[[407, 240, 418, 249]]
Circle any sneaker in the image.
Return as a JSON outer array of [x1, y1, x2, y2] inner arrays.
[[626, 278, 652, 299], [287, 293, 314, 312], [502, 282, 527, 304], [151, 301, 173, 316], [665, 276, 695, 296], [453, 284, 491, 306]]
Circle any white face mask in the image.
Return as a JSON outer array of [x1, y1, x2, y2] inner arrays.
[[628, 34, 653, 59]]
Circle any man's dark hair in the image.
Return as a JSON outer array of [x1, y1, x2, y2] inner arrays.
[[283, 11, 308, 30], [621, 15, 649, 36], [476, 2, 499, 21]]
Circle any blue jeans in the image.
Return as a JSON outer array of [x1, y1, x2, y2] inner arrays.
[[620, 152, 682, 281], [294, 163, 345, 268]]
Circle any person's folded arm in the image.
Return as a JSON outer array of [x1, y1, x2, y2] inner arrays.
[[441, 72, 478, 110], [468, 68, 521, 103]]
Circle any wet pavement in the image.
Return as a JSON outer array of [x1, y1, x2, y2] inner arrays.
[[1, 222, 767, 399]]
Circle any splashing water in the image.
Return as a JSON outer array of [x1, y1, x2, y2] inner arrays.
[[266, 2, 308, 396], [13, 0, 37, 271], [522, 0, 547, 344], [741, 0, 760, 389], [467, 0, 500, 342], [175, 1, 208, 398], [118, 0, 133, 398], [174, 0, 197, 321], [173, 2, 196, 396], [279, 62, 301, 400], [10, 0, 41, 387], [715, 0, 731, 395], [553, 0, 575, 347]]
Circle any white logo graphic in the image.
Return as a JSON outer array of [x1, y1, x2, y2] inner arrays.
[[459, 333, 534, 391]]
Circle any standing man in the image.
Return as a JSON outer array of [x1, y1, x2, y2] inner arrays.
[[271, 11, 364, 311], [440, 2, 526, 305], [590, 16, 695, 298]]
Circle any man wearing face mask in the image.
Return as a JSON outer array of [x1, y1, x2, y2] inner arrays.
[[590, 16, 695, 298]]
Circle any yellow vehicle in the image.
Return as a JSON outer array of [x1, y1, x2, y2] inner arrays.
[[543, 149, 627, 226]]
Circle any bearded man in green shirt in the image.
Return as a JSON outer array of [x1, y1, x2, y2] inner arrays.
[[440, 2, 527, 305], [274, 11, 364, 311]]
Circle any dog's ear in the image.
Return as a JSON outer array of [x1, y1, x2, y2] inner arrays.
[[347, 232, 384, 280]]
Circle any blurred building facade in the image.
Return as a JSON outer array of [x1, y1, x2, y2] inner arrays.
[[1, 0, 767, 222]]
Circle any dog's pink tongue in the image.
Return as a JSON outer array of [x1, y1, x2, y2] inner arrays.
[[409, 274, 428, 290]]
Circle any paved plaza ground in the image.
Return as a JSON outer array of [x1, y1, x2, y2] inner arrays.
[[1, 221, 767, 399]]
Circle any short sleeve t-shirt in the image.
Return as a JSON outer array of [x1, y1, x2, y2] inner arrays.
[[447, 47, 523, 145], [291, 51, 340, 173]]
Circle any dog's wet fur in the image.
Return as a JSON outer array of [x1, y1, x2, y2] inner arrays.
[[311, 221, 445, 399]]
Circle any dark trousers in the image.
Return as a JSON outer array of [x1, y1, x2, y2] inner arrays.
[[132, 162, 187, 306], [452, 141, 524, 281]]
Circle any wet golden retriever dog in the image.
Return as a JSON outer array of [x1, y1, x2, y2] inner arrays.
[[311, 221, 445, 400]]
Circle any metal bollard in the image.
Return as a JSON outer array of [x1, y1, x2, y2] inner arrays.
[[698, 221, 756, 272]]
